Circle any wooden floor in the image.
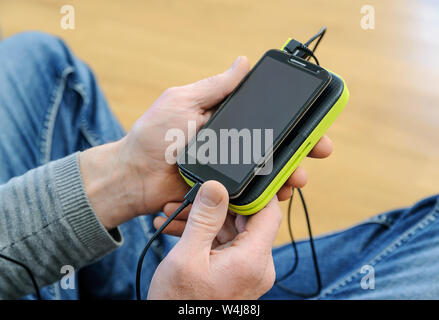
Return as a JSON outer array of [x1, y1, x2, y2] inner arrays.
[[1, 0, 438, 245]]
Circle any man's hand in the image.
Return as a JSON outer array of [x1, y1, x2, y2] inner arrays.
[[148, 180, 282, 300], [80, 56, 333, 229]]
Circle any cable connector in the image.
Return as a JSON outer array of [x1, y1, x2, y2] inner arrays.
[[283, 39, 320, 66], [283, 27, 327, 66], [284, 39, 309, 58], [184, 182, 202, 204]]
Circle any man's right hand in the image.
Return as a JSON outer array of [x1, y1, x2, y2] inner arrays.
[[147, 180, 282, 300]]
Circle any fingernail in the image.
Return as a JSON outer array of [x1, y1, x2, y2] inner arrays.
[[230, 56, 242, 70], [200, 183, 223, 207]]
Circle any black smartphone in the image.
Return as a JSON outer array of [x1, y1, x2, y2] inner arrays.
[[177, 49, 331, 198]]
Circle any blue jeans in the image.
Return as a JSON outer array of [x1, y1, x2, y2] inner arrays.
[[1, 32, 438, 300]]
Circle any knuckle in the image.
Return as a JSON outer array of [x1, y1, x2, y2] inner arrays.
[[204, 75, 218, 86], [162, 85, 195, 106], [206, 75, 228, 99], [189, 207, 220, 233], [162, 86, 181, 98]]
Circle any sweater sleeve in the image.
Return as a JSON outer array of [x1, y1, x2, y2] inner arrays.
[[0, 152, 123, 299]]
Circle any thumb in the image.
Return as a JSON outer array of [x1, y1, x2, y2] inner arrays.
[[179, 181, 229, 253], [184, 56, 250, 110]]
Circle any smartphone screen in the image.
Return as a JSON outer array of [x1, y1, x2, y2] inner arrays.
[[178, 49, 331, 197]]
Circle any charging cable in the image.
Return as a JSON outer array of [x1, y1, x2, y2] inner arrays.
[[0, 252, 41, 300], [274, 188, 322, 298], [135, 182, 202, 300], [304, 26, 326, 53], [273, 26, 327, 298]]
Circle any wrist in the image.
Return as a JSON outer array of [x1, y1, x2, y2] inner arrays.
[[79, 140, 139, 229]]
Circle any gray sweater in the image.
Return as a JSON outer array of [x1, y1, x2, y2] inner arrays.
[[0, 152, 123, 299]]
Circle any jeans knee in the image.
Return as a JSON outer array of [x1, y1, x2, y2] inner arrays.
[[0, 32, 79, 166], [0, 31, 74, 80], [0, 31, 78, 119]]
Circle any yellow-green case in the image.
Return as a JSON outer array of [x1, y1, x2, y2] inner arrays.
[[179, 42, 349, 215]]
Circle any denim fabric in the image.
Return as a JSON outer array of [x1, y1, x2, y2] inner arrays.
[[1, 31, 438, 299], [264, 195, 439, 299]]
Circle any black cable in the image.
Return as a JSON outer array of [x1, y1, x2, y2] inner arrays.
[[274, 191, 298, 283], [274, 188, 322, 298], [135, 182, 202, 300], [299, 46, 320, 66], [304, 26, 326, 64], [0, 252, 41, 300], [297, 188, 322, 292], [274, 27, 327, 297], [304, 26, 326, 53]]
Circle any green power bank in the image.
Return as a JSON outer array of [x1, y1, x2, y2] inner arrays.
[[179, 43, 349, 215]]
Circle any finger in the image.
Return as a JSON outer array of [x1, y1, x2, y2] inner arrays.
[[201, 109, 214, 126], [154, 216, 186, 237], [235, 214, 248, 233], [237, 196, 282, 253], [276, 186, 293, 201], [179, 181, 230, 253], [163, 202, 191, 220], [283, 166, 307, 189], [215, 213, 240, 245], [307, 135, 333, 158], [183, 56, 250, 110], [156, 212, 240, 246]]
